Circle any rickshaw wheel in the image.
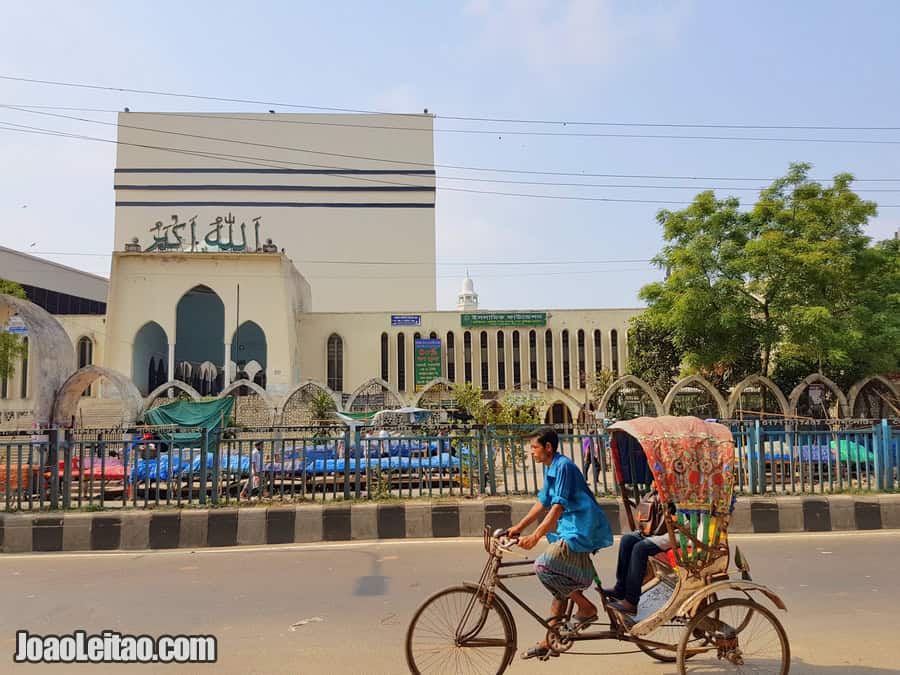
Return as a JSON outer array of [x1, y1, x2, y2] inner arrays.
[[636, 593, 717, 663], [676, 597, 789, 674]]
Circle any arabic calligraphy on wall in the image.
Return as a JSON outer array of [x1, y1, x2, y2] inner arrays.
[[144, 213, 262, 252]]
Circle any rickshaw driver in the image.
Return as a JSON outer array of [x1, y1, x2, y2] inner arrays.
[[508, 428, 614, 660]]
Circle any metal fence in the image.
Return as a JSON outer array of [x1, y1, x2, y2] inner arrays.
[[1, 420, 897, 511]]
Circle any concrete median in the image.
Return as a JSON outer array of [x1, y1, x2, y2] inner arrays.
[[1, 494, 898, 553]]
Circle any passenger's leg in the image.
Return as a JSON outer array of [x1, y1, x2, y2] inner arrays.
[[623, 539, 663, 609], [612, 532, 640, 597]]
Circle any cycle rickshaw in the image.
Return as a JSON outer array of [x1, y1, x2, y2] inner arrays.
[[406, 416, 790, 673]]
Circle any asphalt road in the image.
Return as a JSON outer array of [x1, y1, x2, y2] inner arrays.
[[0, 531, 897, 674]]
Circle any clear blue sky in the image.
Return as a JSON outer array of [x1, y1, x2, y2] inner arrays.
[[1, 1, 898, 310]]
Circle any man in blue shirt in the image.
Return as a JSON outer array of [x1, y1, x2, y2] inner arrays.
[[508, 428, 613, 660]]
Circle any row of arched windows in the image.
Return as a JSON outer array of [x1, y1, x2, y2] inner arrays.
[[373, 328, 625, 393]]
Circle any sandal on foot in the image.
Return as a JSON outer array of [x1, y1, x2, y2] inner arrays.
[[567, 614, 598, 632], [521, 644, 558, 660], [602, 587, 623, 600], [608, 600, 637, 615]]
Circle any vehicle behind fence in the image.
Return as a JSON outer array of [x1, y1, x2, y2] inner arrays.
[[1, 419, 897, 511]]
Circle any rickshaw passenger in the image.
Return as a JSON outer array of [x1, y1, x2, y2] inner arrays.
[[605, 490, 673, 614], [509, 428, 613, 660]]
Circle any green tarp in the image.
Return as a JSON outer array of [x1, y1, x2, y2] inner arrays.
[[142, 398, 233, 446]]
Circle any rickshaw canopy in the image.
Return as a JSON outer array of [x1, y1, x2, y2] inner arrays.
[[608, 416, 736, 514]]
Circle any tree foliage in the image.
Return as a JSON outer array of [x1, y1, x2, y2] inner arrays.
[[639, 163, 899, 384], [0, 278, 27, 381], [626, 316, 681, 395], [451, 382, 541, 425]]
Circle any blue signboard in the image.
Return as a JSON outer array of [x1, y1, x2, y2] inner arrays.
[[391, 314, 421, 327]]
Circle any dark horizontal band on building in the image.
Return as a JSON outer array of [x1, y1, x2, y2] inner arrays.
[[115, 168, 436, 175], [115, 201, 435, 208], [114, 185, 435, 192]]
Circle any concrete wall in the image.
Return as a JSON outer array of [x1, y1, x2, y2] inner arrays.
[[113, 112, 436, 313]]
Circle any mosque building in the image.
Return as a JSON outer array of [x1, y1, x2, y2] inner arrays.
[[0, 112, 640, 429]]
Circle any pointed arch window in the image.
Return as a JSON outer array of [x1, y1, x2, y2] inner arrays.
[[529, 330, 537, 389], [593, 329, 602, 374], [561, 330, 571, 389], [327, 334, 344, 392], [512, 331, 521, 389], [397, 333, 406, 391], [480, 331, 489, 390], [611, 329, 619, 376], [380, 332, 389, 382], [577, 329, 586, 388], [447, 331, 456, 381], [496, 331, 506, 390], [463, 331, 472, 383], [545, 330, 554, 388]]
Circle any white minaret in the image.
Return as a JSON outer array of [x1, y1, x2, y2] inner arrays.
[[457, 270, 479, 311]]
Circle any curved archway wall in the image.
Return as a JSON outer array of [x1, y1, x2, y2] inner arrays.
[[789, 373, 850, 419], [52, 365, 143, 427], [0, 295, 76, 426], [132, 321, 169, 396], [662, 375, 729, 419], [849, 375, 899, 418]]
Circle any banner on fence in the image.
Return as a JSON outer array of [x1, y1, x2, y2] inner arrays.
[[414, 338, 442, 391]]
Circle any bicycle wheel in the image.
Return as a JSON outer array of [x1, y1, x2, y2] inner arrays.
[[636, 594, 717, 663], [677, 597, 790, 674], [406, 586, 515, 675]]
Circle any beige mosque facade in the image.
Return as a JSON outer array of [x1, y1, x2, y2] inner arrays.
[[0, 113, 642, 429]]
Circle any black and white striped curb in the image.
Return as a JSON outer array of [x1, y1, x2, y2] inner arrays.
[[1, 495, 898, 553]]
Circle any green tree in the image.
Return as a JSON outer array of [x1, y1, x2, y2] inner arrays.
[[450, 383, 541, 426], [0, 278, 27, 381], [310, 391, 336, 423], [640, 163, 898, 384], [626, 315, 681, 395]]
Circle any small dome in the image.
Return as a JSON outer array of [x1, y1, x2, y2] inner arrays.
[[461, 276, 475, 293]]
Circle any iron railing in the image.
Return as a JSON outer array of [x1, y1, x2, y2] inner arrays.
[[0, 420, 896, 511]]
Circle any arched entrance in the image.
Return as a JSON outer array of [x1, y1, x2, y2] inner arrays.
[[230, 321, 267, 388], [848, 376, 899, 419], [663, 375, 728, 419], [789, 374, 850, 419], [280, 380, 340, 425], [347, 378, 404, 413], [545, 401, 573, 427], [727, 375, 790, 420], [175, 286, 225, 395], [597, 375, 663, 420], [132, 321, 169, 396]]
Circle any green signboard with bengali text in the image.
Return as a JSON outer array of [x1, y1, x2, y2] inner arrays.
[[414, 338, 442, 391], [460, 312, 547, 327]]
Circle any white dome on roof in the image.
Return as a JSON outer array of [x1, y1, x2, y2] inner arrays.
[[457, 272, 479, 311]]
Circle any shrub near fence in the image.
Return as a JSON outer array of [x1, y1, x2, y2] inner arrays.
[[0, 420, 897, 511]]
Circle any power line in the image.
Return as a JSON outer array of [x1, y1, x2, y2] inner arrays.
[[8, 105, 900, 144], [3, 74, 900, 131], [0, 121, 688, 205], [5, 105, 900, 183], [3, 113, 899, 207], [6, 103, 900, 149]]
